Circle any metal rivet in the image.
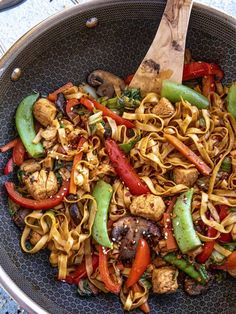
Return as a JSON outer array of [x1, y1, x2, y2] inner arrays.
[[86, 17, 98, 28], [11, 68, 22, 81]]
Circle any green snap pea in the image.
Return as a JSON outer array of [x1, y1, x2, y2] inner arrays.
[[172, 188, 201, 254], [15, 94, 44, 158], [163, 252, 208, 285], [92, 180, 113, 248], [161, 80, 209, 109], [226, 83, 236, 118]]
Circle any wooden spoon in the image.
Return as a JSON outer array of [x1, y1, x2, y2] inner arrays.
[[129, 0, 193, 93]]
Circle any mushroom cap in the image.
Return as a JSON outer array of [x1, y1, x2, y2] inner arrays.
[[111, 216, 160, 260]]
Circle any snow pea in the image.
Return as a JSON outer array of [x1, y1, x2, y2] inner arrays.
[[15, 94, 44, 158], [163, 252, 208, 285], [226, 83, 236, 118], [92, 180, 113, 248], [172, 188, 201, 254], [161, 80, 209, 109]]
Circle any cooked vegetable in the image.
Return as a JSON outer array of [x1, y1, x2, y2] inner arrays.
[[172, 189, 201, 254], [213, 251, 236, 270], [126, 238, 151, 288], [163, 253, 208, 285], [5, 179, 69, 210], [119, 135, 141, 154], [105, 139, 149, 195], [98, 245, 121, 293], [163, 197, 178, 251], [100, 88, 141, 114], [4, 158, 14, 175], [220, 156, 232, 173], [226, 84, 236, 118], [55, 92, 66, 115], [184, 276, 212, 296], [66, 98, 79, 120], [48, 82, 73, 102], [12, 138, 25, 166], [65, 255, 99, 284], [92, 180, 113, 248], [197, 227, 217, 264], [161, 80, 209, 109], [183, 62, 224, 81], [164, 134, 211, 176], [0, 138, 18, 153], [15, 94, 45, 158], [111, 216, 160, 260], [80, 96, 135, 129], [87, 70, 125, 98]]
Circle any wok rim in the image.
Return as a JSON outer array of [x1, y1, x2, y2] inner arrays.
[[0, 1, 235, 313]]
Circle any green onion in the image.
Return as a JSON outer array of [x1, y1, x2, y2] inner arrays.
[[220, 156, 232, 173]]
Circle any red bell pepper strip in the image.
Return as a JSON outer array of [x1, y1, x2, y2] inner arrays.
[[126, 239, 151, 288], [98, 245, 121, 293], [48, 82, 74, 102], [197, 226, 217, 264], [124, 74, 134, 85], [5, 179, 70, 210], [132, 283, 150, 313], [0, 138, 18, 153], [217, 205, 232, 243], [12, 139, 26, 166], [69, 137, 86, 194], [183, 62, 224, 82], [80, 96, 135, 129], [4, 158, 14, 175], [202, 75, 215, 97], [64, 255, 99, 284], [105, 139, 149, 195], [213, 251, 236, 270], [66, 98, 79, 120], [164, 134, 211, 176], [163, 197, 178, 251]]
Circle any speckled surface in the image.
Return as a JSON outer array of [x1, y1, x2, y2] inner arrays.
[[0, 0, 236, 313]]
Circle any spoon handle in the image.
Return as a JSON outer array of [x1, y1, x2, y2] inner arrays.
[[129, 0, 193, 93]]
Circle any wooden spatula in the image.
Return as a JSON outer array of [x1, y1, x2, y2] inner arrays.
[[129, 0, 193, 93]]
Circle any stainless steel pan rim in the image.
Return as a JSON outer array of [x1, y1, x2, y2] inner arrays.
[[0, 1, 235, 313]]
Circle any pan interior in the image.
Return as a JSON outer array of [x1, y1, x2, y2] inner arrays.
[[0, 1, 235, 313]]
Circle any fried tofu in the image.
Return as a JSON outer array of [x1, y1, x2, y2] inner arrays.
[[152, 266, 178, 294], [173, 167, 199, 187], [130, 194, 165, 221]]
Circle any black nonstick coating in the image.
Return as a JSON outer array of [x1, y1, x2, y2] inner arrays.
[[0, 1, 235, 313]]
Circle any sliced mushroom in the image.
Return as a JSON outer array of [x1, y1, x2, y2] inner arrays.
[[69, 203, 82, 226], [87, 70, 125, 97], [55, 93, 66, 115], [12, 208, 32, 229], [184, 274, 213, 296], [111, 216, 160, 260]]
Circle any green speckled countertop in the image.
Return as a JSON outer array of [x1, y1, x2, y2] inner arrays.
[[0, 0, 235, 313]]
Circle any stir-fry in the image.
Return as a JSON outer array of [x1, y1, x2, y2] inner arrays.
[[1, 49, 236, 312]]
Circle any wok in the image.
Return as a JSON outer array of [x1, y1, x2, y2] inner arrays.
[[0, 0, 235, 313]]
